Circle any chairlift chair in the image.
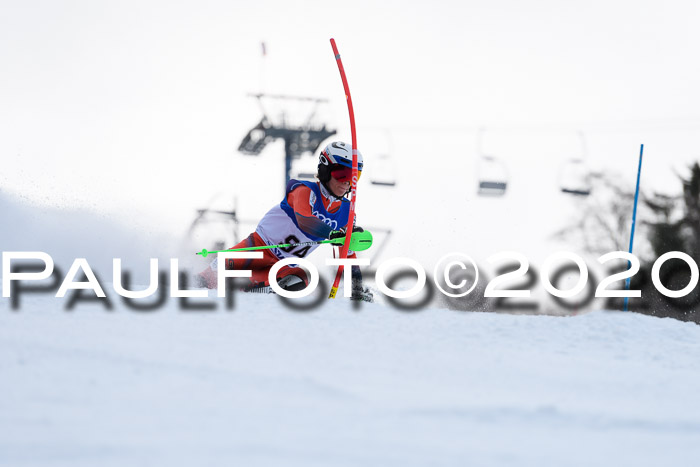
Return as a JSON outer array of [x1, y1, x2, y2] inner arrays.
[[475, 128, 508, 196], [369, 152, 397, 187], [559, 158, 591, 196], [477, 155, 509, 196], [559, 131, 592, 196], [365, 129, 397, 187]]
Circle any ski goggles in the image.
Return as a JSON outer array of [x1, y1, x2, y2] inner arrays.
[[330, 166, 362, 183]]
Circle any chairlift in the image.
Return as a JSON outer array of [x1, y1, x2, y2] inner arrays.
[[559, 131, 592, 196], [476, 128, 508, 196], [370, 152, 397, 187], [367, 129, 397, 187], [237, 93, 336, 189], [187, 195, 246, 248], [560, 159, 591, 196], [477, 155, 509, 196]]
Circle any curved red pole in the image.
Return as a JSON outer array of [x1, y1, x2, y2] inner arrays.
[[328, 38, 359, 299]]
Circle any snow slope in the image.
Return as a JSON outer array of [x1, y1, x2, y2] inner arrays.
[[2, 176, 700, 466], [2, 294, 700, 467], [0, 190, 181, 283]]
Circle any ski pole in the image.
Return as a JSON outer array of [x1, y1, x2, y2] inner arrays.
[[196, 230, 373, 258]]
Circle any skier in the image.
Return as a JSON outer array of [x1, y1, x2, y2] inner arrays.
[[197, 141, 372, 300]]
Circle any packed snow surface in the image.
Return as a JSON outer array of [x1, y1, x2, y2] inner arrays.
[[2, 294, 700, 466]]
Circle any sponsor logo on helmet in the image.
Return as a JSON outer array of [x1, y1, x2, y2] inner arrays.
[[331, 142, 349, 152], [319, 154, 329, 165]]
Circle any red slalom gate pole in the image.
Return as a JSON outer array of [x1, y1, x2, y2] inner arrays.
[[328, 38, 359, 299]]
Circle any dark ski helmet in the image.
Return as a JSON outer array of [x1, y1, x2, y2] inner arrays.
[[317, 141, 364, 183]]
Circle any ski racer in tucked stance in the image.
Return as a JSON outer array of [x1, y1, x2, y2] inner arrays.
[[197, 141, 371, 300]]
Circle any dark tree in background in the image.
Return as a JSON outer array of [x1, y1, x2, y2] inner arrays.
[[646, 163, 700, 260], [643, 162, 700, 323], [554, 172, 652, 258], [557, 164, 700, 323], [645, 193, 685, 257]]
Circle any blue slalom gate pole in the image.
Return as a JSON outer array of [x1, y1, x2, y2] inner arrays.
[[624, 144, 644, 312]]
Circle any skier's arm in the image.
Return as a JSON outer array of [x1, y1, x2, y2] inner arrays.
[[327, 218, 372, 301], [329, 226, 363, 253], [287, 186, 335, 239]]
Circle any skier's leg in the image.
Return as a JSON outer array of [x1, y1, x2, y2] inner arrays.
[[275, 266, 309, 291], [196, 233, 273, 289]]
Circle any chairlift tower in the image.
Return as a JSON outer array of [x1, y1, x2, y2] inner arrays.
[[238, 93, 336, 188]]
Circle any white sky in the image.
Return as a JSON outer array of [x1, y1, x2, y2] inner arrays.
[[1, 0, 699, 266]]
